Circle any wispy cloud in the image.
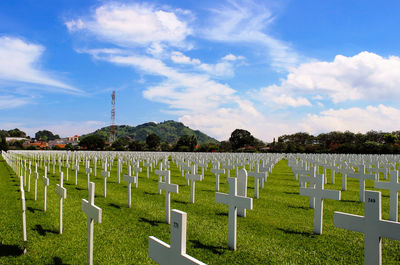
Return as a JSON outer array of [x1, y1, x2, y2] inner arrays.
[[201, 0, 301, 70], [0, 36, 80, 93], [0, 95, 31, 109]]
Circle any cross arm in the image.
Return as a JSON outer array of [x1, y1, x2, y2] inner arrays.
[[334, 212, 365, 233], [82, 199, 102, 223], [378, 220, 400, 240], [215, 192, 229, 205], [159, 182, 179, 193], [235, 196, 253, 210], [322, 189, 341, 201], [56, 184, 67, 199]]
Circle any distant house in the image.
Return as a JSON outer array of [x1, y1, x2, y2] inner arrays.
[[27, 142, 49, 149]]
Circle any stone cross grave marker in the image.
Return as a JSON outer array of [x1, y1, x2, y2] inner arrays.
[[299, 167, 319, 209], [85, 162, 92, 189], [248, 163, 264, 199], [334, 190, 400, 265], [34, 164, 39, 201], [117, 158, 121, 183], [374, 170, 400, 221], [237, 168, 248, 217], [27, 160, 31, 192], [143, 160, 151, 179], [20, 176, 27, 254], [101, 163, 110, 198], [94, 157, 97, 176], [56, 172, 67, 234], [215, 177, 253, 250], [123, 165, 137, 208], [155, 163, 166, 194], [82, 182, 102, 265], [159, 170, 179, 224], [222, 163, 235, 178], [300, 171, 341, 234], [148, 209, 206, 265], [73, 163, 79, 185], [66, 162, 70, 181], [337, 166, 354, 191], [182, 163, 192, 186], [210, 162, 225, 192], [42, 166, 49, 212], [185, 165, 202, 204], [348, 165, 375, 202], [132, 163, 142, 188]]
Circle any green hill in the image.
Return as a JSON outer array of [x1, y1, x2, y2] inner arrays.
[[82, 120, 219, 144]]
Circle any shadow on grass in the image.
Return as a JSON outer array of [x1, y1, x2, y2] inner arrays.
[[277, 228, 315, 238], [27, 207, 42, 213], [109, 203, 121, 209], [201, 189, 214, 192], [139, 217, 164, 227], [340, 199, 361, 203], [0, 243, 24, 257], [189, 239, 226, 255], [216, 212, 228, 217], [48, 256, 70, 265], [75, 187, 86, 191], [144, 191, 158, 196], [283, 191, 299, 195], [288, 205, 310, 210], [33, 224, 58, 236], [172, 199, 189, 205]]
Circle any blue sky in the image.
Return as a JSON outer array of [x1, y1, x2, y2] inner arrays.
[[1, 0, 400, 141]]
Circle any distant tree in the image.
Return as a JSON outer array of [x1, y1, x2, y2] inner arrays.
[[128, 140, 146, 151], [160, 141, 171, 151], [64, 143, 74, 150], [79, 135, 105, 150], [0, 136, 8, 151], [26, 145, 37, 150], [229, 129, 255, 150], [383, 133, 397, 144], [175, 135, 197, 152], [8, 128, 26, 137], [112, 136, 130, 151], [146, 133, 161, 150], [0, 130, 8, 138], [35, 130, 60, 141], [219, 141, 232, 152]]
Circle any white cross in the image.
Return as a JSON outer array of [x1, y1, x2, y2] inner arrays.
[[155, 163, 167, 194], [94, 157, 97, 176], [348, 165, 375, 202], [117, 159, 121, 183], [222, 163, 235, 178], [66, 162, 70, 181], [85, 163, 92, 189], [197, 161, 207, 179], [215, 177, 253, 250], [42, 166, 49, 212], [185, 165, 202, 204], [123, 165, 137, 208], [337, 166, 354, 191], [56, 172, 67, 234], [27, 161, 31, 192], [143, 161, 151, 179], [334, 191, 400, 265], [82, 182, 102, 265], [34, 164, 39, 201], [20, 176, 27, 254], [299, 167, 319, 209], [148, 209, 206, 265], [158, 170, 179, 224], [182, 163, 192, 185], [132, 164, 142, 188], [73, 163, 79, 185], [300, 172, 341, 234], [374, 170, 400, 221], [210, 163, 225, 192], [101, 163, 110, 198], [248, 164, 264, 199]]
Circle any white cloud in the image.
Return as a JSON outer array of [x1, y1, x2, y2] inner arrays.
[[0, 36, 79, 92], [262, 52, 400, 104], [222, 53, 245, 61], [66, 3, 192, 48], [258, 84, 312, 107], [0, 95, 31, 109], [170, 51, 200, 64], [201, 0, 301, 70], [302, 105, 400, 134]]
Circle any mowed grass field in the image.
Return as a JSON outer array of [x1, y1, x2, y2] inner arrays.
[[0, 154, 400, 264]]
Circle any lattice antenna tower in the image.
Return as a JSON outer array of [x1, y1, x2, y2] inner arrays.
[[110, 91, 116, 143]]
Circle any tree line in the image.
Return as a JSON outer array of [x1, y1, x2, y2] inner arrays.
[[1, 127, 400, 154]]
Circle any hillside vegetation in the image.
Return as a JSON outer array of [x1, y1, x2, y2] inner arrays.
[[83, 120, 219, 145]]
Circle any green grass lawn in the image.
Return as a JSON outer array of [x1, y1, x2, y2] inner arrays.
[[0, 154, 399, 264]]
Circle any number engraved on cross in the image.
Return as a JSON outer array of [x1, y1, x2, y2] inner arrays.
[[368, 198, 376, 203]]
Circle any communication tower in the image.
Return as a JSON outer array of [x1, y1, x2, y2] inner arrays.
[[110, 91, 116, 143]]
